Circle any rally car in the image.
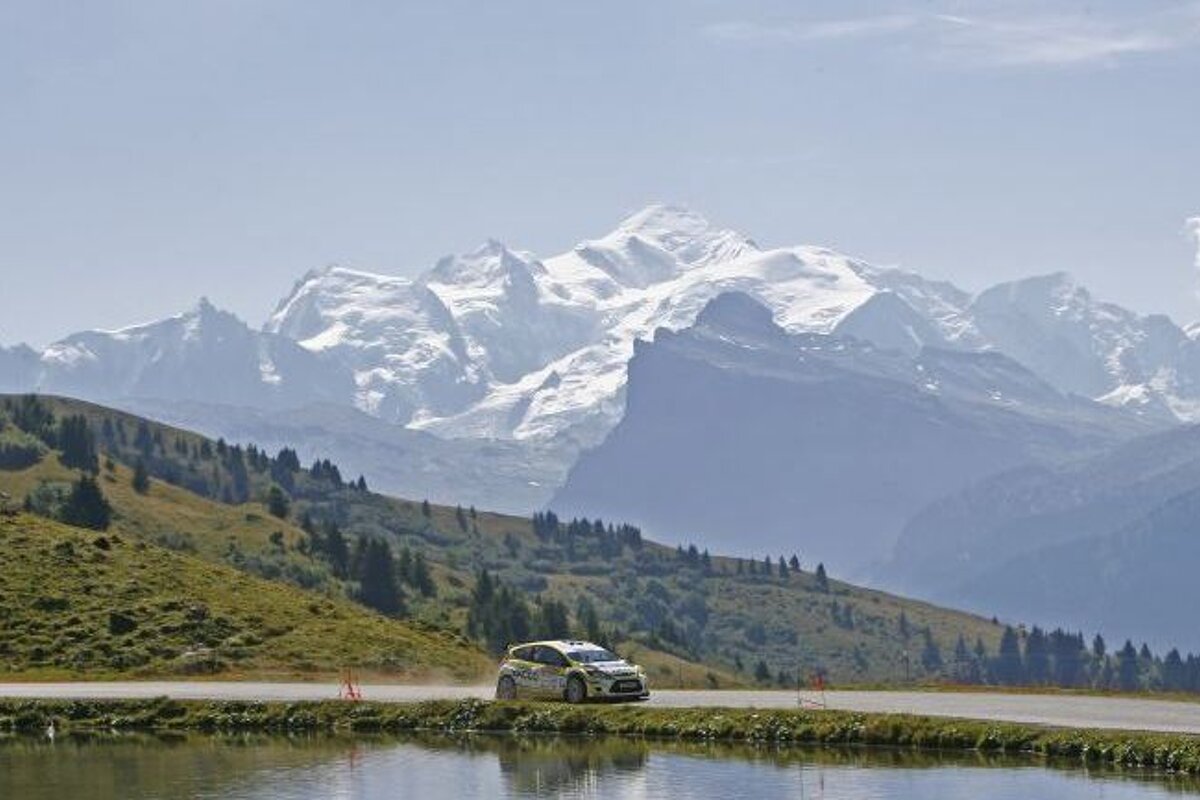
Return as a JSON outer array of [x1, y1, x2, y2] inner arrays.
[[494, 640, 650, 703]]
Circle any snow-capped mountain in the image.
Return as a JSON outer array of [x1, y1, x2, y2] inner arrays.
[[967, 273, 1200, 420], [266, 205, 973, 450], [265, 267, 484, 423], [263, 205, 1200, 460], [4, 203, 1199, 517], [24, 299, 354, 410], [838, 271, 1200, 422]]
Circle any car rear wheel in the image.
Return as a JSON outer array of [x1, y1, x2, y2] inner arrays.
[[496, 675, 517, 700], [565, 675, 587, 704]]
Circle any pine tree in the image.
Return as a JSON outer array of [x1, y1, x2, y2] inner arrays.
[[754, 659, 772, 684], [789, 554, 801, 572], [59, 475, 112, 531], [135, 421, 154, 458], [412, 551, 435, 597], [993, 626, 1024, 685], [57, 414, 98, 473], [356, 539, 403, 616], [778, 556, 788, 579], [421, 499, 432, 518], [397, 546, 414, 585], [1092, 633, 1107, 659], [815, 563, 829, 593], [1050, 629, 1084, 687], [266, 485, 290, 519], [227, 447, 250, 503], [466, 569, 531, 653], [534, 597, 571, 639], [953, 635, 976, 683], [973, 637, 989, 682], [270, 447, 299, 492], [272, 446, 300, 472], [9, 395, 55, 441], [578, 598, 603, 644], [1117, 640, 1140, 691], [324, 521, 349, 578], [132, 458, 150, 494], [920, 629, 943, 673], [1164, 649, 1186, 691], [1024, 626, 1050, 684]]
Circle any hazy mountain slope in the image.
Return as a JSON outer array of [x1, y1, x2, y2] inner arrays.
[[887, 424, 1200, 598], [120, 398, 570, 514], [0, 344, 39, 393], [879, 421, 1200, 650], [30, 299, 354, 411], [551, 293, 1151, 572], [952, 487, 1200, 651]]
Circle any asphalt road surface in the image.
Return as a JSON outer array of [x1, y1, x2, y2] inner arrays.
[[2, 683, 1200, 734]]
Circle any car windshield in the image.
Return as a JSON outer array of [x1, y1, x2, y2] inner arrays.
[[567, 648, 619, 663]]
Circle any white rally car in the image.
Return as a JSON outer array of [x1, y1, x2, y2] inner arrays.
[[495, 640, 650, 703]]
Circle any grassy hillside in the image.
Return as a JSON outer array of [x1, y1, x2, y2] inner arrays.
[[0, 394, 1012, 687], [7, 451, 336, 594], [0, 512, 488, 680]]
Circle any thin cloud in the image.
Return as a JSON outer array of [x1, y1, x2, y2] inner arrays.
[[932, 13, 1181, 67], [704, 5, 1200, 68]]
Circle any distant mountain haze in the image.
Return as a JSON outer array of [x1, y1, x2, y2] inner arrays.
[[550, 292, 1152, 571], [884, 423, 1200, 650]]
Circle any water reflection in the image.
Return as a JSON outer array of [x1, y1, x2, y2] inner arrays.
[[2, 732, 1198, 799]]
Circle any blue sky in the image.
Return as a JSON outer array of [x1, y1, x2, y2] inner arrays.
[[2, 0, 1199, 345]]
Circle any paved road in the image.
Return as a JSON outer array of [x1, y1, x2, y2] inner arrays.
[[2, 683, 1199, 735]]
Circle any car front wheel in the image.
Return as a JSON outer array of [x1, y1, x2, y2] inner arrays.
[[496, 675, 517, 700], [565, 675, 587, 704]]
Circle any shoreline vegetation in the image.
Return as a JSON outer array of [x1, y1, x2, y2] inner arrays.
[[4, 698, 1200, 776]]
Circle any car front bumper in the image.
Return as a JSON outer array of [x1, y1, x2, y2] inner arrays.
[[586, 674, 649, 699]]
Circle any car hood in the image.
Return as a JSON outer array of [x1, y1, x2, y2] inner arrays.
[[585, 659, 637, 673]]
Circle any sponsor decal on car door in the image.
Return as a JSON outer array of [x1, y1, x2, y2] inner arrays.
[[510, 648, 540, 693], [536, 647, 568, 695]]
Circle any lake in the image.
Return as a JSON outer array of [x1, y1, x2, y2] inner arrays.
[[2, 733, 1197, 799]]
